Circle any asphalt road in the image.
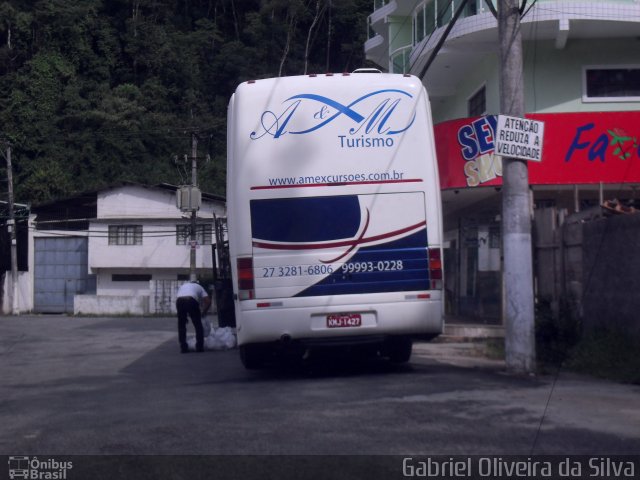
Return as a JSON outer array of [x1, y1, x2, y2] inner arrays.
[[1, 315, 639, 462]]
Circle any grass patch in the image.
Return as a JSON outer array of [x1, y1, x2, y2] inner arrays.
[[483, 337, 505, 360], [535, 302, 640, 383], [464, 303, 639, 384], [535, 302, 580, 370], [565, 329, 640, 385]]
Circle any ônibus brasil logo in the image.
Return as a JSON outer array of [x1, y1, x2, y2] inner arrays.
[[8, 456, 73, 479], [250, 90, 416, 149]]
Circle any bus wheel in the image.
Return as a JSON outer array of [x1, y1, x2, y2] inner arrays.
[[387, 337, 413, 364], [240, 344, 265, 370]]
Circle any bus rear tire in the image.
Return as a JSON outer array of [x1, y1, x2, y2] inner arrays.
[[387, 336, 413, 364], [240, 344, 265, 370]]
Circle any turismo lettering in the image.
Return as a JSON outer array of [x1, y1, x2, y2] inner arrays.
[[339, 135, 394, 148]]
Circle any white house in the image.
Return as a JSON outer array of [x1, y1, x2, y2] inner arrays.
[[17, 183, 226, 315]]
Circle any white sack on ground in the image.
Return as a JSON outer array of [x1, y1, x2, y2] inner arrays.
[[202, 317, 212, 338], [186, 327, 237, 351]]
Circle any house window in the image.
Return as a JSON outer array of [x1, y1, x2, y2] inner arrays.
[[468, 85, 486, 116], [415, 4, 425, 43], [584, 66, 640, 102], [391, 47, 411, 74], [438, 0, 453, 27], [413, 2, 436, 45], [463, 0, 479, 17], [425, 2, 435, 36], [176, 224, 213, 245], [108, 225, 142, 245], [112, 274, 152, 282]]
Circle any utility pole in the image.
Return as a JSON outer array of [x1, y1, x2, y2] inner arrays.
[[4, 144, 19, 314], [498, 0, 536, 373], [190, 133, 198, 282]]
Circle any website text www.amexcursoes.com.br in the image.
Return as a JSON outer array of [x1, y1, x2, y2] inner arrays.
[[260, 169, 411, 189]]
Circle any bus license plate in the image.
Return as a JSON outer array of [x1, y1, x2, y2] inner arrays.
[[327, 313, 362, 328]]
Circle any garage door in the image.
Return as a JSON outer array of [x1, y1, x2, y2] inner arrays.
[[34, 237, 96, 313]]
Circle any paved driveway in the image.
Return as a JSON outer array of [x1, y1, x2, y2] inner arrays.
[[1, 315, 639, 458]]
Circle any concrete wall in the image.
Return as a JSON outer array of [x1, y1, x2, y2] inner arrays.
[[74, 294, 149, 316], [88, 220, 214, 272], [582, 214, 640, 339], [522, 38, 640, 114], [1, 271, 32, 314], [433, 38, 640, 123]]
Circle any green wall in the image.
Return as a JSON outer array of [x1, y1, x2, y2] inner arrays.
[[431, 38, 640, 123]]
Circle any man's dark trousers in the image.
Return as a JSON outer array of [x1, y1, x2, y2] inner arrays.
[[176, 296, 204, 352]]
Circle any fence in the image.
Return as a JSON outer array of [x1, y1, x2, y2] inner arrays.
[[150, 280, 181, 315], [534, 207, 640, 339]]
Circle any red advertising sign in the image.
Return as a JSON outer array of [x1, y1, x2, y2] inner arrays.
[[435, 111, 640, 189]]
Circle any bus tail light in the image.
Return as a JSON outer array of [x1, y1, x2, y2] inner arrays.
[[428, 248, 443, 290], [237, 257, 255, 300]]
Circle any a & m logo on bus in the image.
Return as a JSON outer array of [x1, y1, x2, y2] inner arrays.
[[250, 90, 416, 149]]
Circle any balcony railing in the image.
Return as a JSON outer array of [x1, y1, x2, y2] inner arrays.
[[374, 0, 390, 11], [390, 45, 412, 74], [413, 0, 491, 45]]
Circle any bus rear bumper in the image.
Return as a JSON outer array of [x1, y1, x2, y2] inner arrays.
[[235, 295, 443, 346]]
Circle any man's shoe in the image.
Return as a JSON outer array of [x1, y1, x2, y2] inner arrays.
[[180, 347, 190, 354]]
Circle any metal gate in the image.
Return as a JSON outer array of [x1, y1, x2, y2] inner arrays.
[[34, 237, 95, 313], [153, 280, 180, 314]]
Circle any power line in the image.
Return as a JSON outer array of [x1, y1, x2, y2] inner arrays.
[[417, 0, 470, 80], [368, 0, 424, 70], [408, 0, 457, 74]]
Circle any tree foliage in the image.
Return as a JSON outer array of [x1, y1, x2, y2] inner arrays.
[[0, 0, 374, 203]]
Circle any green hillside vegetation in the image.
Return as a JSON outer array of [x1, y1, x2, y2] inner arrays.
[[0, 0, 373, 203]]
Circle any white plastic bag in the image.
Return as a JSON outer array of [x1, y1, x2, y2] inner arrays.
[[202, 316, 212, 338], [186, 326, 237, 351], [217, 327, 237, 349]]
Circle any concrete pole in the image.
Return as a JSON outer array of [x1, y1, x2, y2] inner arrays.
[[5, 145, 19, 314], [498, 0, 536, 373], [190, 134, 198, 282]]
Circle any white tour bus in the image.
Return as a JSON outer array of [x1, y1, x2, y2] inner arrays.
[[226, 70, 443, 369]]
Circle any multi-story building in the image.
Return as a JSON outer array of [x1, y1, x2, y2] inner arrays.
[[366, 1, 640, 328]]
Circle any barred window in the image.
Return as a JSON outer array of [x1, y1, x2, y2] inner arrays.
[[176, 224, 213, 245], [108, 225, 142, 245]]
